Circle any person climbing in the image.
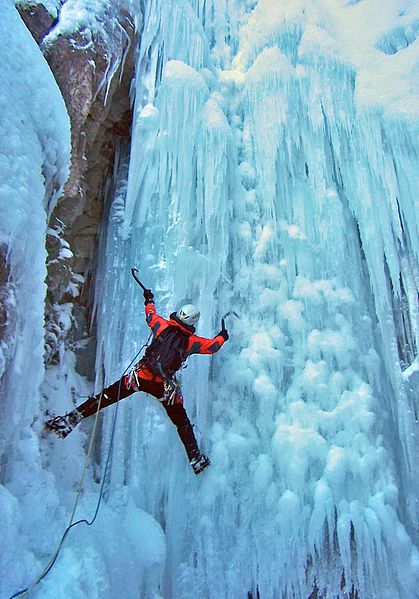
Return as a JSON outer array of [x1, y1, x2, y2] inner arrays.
[[45, 287, 229, 474]]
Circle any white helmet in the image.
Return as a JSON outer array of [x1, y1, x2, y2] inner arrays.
[[177, 304, 200, 326]]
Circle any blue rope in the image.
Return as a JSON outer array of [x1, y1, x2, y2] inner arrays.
[[8, 344, 147, 599]]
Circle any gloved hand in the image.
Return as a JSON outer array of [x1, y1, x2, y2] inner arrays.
[[218, 328, 229, 341], [143, 289, 154, 305]]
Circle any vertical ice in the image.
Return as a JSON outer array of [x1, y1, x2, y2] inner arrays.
[[93, 0, 419, 599], [1, 0, 416, 597], [96, 0, 419, 598], [0, 0, 71, 595]]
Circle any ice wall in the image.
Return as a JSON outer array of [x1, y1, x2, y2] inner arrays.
[[94, 1, 419, 598], [1, 4, 165, 598], [0, 0, 71, 595], [3, 0, 416, 597]]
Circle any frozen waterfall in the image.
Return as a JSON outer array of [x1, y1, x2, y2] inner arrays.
[[97, 1, 419, 597], [1, 0, 419, 598]]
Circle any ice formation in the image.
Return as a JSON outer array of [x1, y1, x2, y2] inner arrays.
[[1, 0, 419, 598]]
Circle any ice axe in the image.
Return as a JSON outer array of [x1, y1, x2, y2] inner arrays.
[[131, 267, 148, 291], [221, 310, 240, 330]]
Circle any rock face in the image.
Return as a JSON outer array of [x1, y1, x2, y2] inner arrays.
[[0, 244, 17, 380], [17, 3, 137, 377]]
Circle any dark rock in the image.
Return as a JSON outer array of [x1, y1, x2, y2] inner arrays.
[[0, 245, 17, 375], [17, 3, 56, 44], [0, 245, 11, 344], [18, 5, 138, 376]]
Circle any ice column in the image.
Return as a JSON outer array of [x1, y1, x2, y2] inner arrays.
[[0, 2, 70, 596], [95, 1, 418, 598]]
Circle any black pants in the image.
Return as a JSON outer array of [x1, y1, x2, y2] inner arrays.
[[76, 377, 200, 461]]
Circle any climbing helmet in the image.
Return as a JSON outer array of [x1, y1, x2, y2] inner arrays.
[[177, 304, 200, 325]]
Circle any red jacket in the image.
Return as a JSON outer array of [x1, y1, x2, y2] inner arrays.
[[137, 302, 226, 382]]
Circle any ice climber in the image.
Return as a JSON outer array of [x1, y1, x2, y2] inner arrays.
[[45, 288, 229, 474]]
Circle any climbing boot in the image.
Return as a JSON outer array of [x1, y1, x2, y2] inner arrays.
[[190, 452, 210, 475], [45, 409, 82, 439]]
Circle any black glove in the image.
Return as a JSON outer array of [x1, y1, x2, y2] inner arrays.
[[143, 289, 154, 305], [218, 328, 229, 341]]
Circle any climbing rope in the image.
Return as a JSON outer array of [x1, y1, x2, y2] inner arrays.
[[8, 344, 148, 599]]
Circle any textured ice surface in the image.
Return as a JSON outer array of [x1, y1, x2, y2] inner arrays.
[[96, 1, 418, 597], [1, 0, 418, 598]]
